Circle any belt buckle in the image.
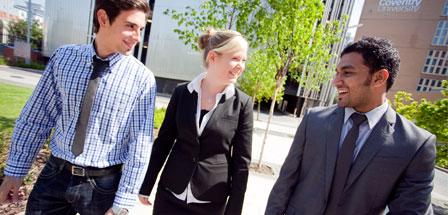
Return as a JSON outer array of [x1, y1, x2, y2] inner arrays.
[[71, 166, 85, 177]]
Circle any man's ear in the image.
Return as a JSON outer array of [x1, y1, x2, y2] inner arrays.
[[373, 69, 389, 88], [97, 9, 109, 29]]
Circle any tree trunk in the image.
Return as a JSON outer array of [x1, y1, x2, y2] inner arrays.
[[257, 76, 282, 169], [300, 88, 311, 117], [258, 52, 293, 169], [257, 101, 261, 121]]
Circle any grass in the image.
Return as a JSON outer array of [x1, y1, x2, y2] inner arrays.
[[154, 107, 166, 129], [0, 83, 34, 179]]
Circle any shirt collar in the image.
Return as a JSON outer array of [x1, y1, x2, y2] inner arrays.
[[187, 72, 235, 100], [344, 100, 389, 129], [87, 40, 124, 72]]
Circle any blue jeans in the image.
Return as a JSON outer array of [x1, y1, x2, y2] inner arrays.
[[25, 156, 121, 215]]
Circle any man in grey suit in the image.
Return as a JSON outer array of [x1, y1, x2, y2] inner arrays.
[[265, 37, 436, 215]]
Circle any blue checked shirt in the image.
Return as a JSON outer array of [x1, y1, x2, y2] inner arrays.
[[5, 43, 156, 209]]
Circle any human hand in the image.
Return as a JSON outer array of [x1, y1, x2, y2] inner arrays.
[[104, 208, 115, 215], [0, 176, 23, 204], [138, 195, 152, 205]]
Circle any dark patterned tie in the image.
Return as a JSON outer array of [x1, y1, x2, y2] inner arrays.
[[72, 57, 109, 156], [326, 113, 367, 211]]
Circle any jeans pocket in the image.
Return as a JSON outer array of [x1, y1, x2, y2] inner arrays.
[[39, 158, 61, 179], [88, 172, 121, 194]]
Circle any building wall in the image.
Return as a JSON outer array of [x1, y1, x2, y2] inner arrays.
[[42, 0, 94, 57], [355, 0, 447, 102], [147, 0, 204, 83]]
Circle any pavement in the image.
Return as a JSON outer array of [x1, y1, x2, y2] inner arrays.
[[1, 65, 447, 215]]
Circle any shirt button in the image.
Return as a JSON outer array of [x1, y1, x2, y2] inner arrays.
[[192, 157, 197, 162]]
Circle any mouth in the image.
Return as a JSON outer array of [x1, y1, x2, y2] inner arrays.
[[123, 39, 135, 50], [229, 70, 241, 79], [338, 89, 348, 98]]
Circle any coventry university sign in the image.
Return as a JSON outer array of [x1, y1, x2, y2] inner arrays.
[[378, 0, 422, 13]]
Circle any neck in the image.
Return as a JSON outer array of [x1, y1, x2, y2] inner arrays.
[[94, 33, 112, 59], [202, 75, 226, 94], [355, 93, 387, 113]]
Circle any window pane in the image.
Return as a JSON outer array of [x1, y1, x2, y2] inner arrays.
[[441, 51, 446, 58], [433, 37, 438, 44], [437, 81, 442, 87], [443, 30, 448, 37], [436, 29, 441, 36], [432, 59, 437, 65], [429, 50, 434, 56], [430, 67, 434, 73], [439, 60, 443, 66], [431, 80, 436, 86], [425, 79, 430, 85], [419, 79, 423, 84], [423, 87, 427, 91], [426, 58, 431, 65], [442, 68, 447, 75], [423, 66, 428, 73], [417, 86, 421, 91], [439, 21, 443, 28], [435, 51, 440, 57], [436, 68, 441, 74]]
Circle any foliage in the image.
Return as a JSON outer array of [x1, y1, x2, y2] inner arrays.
[[437, 144, 448, 168], [6, 19, 43, 50], [154, 107, 166, 129], [392, 80, 448, 168], [237, 49, 283, 104], [13, 61, 46, 70], [393, 80, 448, 143], [0, 57, 7, 65], [163, 0, 259, 50]]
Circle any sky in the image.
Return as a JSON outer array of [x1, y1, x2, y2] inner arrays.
[[15, 0, 46, 8]]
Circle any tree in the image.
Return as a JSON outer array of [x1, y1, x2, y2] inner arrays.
[[392, 80, 448, 168], [244, 0, 345, 168], [237, 49, 283, 120], [6, 19, 42, 50], [164, 0, 346, 168]]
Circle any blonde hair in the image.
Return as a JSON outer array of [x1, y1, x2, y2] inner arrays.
[[198, 28, 248, 68]]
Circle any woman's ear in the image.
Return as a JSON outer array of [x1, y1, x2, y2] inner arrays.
[[208, 51, 216, 63], [373, 69, 389, 88]]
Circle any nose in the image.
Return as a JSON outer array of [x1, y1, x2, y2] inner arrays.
[[238, 61, 245, 71], [133, 30, 141, 43], [332, 74, 342, 87]]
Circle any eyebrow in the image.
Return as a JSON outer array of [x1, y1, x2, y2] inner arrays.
[[125, 21, 144, 29], [338, 65, 355, 71]]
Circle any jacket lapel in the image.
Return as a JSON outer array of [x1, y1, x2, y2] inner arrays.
[[344, 107, 396, 190], [325, 107, 344, 198], [184, 90, 199, 137]]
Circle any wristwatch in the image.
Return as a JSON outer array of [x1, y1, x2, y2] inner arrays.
[[111, 205, 129, 215]]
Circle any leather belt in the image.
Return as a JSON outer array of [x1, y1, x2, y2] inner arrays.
[[50, 155, 123, 177]]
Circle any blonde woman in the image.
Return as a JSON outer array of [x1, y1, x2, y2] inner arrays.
[[139, 28, 253, 215]]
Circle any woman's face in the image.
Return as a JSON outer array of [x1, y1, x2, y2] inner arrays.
[[209, 39, 248, 85]]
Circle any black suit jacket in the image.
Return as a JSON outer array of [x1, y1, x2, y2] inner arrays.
[[266, 105, 436, 215], [140, 83, 253, 215]]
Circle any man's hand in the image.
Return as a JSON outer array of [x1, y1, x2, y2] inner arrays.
[[138, 195, 152, 205], [0, 176, 23, 204], [105, 208, 115, 215]]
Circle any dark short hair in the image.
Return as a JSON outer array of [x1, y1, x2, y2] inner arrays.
[[341, 37, 400, 91], [93, 0, 150, 33]]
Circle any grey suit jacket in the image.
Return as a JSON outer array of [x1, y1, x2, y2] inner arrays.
[[265, 105, 436, 215]]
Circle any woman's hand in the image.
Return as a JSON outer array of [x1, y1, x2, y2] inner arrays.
[[138, 195, 152, 205]]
